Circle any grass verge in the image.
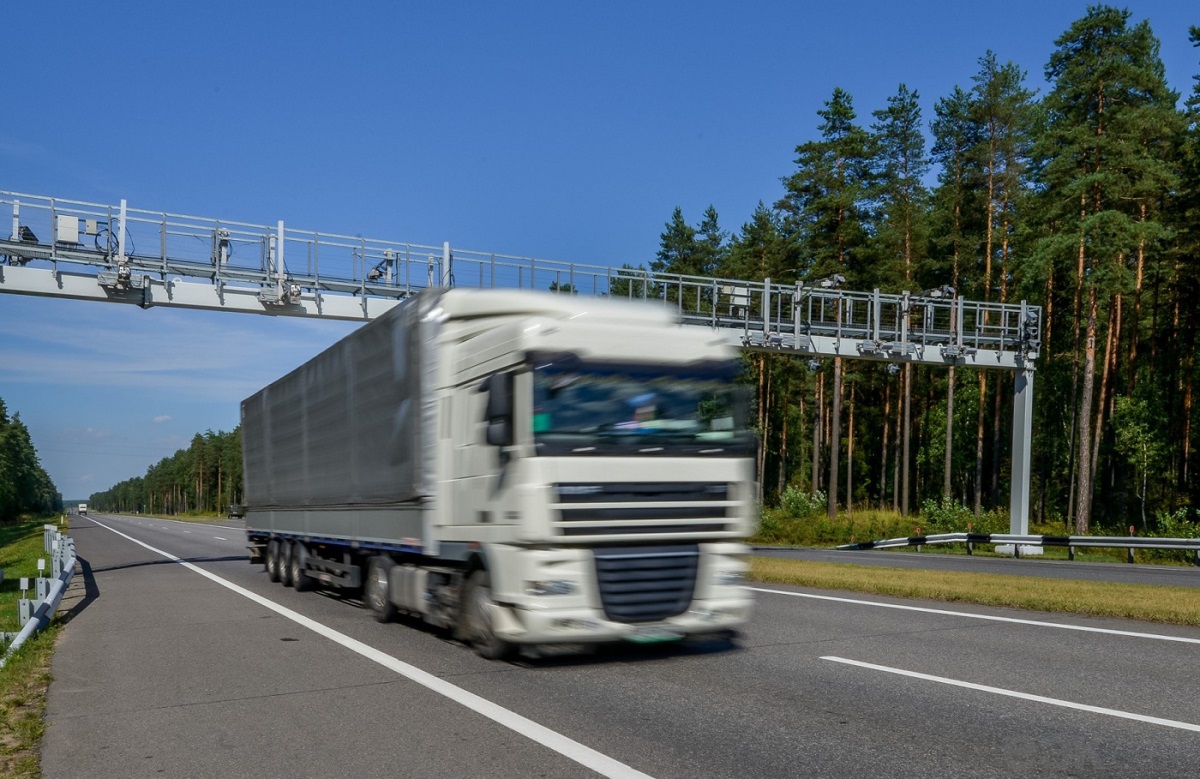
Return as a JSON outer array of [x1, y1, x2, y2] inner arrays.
[[0, 521, 61, 633], [751, 556, 1200, 627], [0, 625, 58, 779], [0, 517, 72, 779]]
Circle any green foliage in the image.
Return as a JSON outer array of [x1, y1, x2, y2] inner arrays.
[[869, 83, 931, 290], [0, 397, 60, 523], [606, 262, 650, 299], [89, 427, 242, 516], [755, 506, 927, 547], [1140, 508, 1200, 564], [1151, 507, 1200, 539], [779, 487, 826, 519], [778, 87, 875, 285], [919, 497, 1008, 535]]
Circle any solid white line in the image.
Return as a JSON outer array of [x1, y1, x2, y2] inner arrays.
[[85, 517, 652, 779], [821, 656, 1200, 732], [213, 536, 227, 541], [750, 586, 1200, 645]]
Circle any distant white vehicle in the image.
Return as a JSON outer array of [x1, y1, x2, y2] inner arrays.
[[78, 503, 88, 515]]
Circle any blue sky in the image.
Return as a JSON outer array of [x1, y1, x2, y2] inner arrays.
[[3, 1, 1198, 500]]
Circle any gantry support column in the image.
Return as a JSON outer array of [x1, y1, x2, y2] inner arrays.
[[1008, 367, 1034, 535]]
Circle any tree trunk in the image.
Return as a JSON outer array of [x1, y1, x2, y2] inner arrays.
[[902, 364, 912, 516], [778, 370, 790, 495], [1066, 207, 1087, 527], [1185, 361, 1194, 487], [1129, 204, 1146, 390], [944, 364, 955, 498], [812, 372, 823, 494], [828, 358, 842, 522], [881, 383, 891, 509], [1090, 293, 1120, 495], [847, 381, 855, 517], [1075, 287, 1099, 534], [991, 379, 1003, 509], [757, 355, 768, 502], [975, 371, 987, 515]]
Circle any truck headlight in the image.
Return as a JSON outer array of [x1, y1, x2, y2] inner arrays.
[[526, 580, 577, 596], [713, 571, 745, 586]]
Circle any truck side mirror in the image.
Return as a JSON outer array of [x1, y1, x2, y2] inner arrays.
[[482, 372, 514, 448]]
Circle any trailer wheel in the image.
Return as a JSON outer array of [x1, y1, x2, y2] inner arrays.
[[290, 542, 312, 592], [266, 539, 282, 583], [365, 556, 397, 623], [279, 541, 294, 587], [463, 570, 516, 661]]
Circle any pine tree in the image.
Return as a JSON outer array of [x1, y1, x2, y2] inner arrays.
[[1037, 5, 1180, 533], [778, 87, 875, 519], [931, 86, 983, 501], [871, 83, 931, 515]]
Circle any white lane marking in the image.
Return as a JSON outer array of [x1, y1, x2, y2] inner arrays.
[[822, 656, 1200, 733], [213, 536, 227, 541], [750, 587, 1200, 645], [85, 517, 652, 779]]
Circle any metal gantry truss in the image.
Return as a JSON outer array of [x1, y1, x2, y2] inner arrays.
[[0, 190, 1039, 533]]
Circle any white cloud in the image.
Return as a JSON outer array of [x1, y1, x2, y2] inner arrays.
[[153, 415, 172, 424], [0, 296, 359, 400]]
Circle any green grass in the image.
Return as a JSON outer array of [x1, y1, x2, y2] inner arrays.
[[0, 624, 58, 779], [0, 520, 63, 633], [751, 556, 1200, 626]]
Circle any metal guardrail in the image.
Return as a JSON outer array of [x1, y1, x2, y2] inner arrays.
[[0, 524, 77, 667], [837, 532, 1200, 565]]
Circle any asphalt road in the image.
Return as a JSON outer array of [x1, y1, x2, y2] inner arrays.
[[42, 514, 1200, 778]]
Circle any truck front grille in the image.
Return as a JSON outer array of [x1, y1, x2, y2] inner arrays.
[[592, 545, 698, 623], [553, 482, 734, 538]]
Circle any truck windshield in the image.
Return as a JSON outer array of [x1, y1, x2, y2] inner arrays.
[[531, 361, 754, 456]]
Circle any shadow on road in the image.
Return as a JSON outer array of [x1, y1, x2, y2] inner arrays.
[[59, 555, 100, 623], [89, 555, 248, 574]]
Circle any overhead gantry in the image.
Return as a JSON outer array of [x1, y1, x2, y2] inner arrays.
[[1, 190, 1039, 534]]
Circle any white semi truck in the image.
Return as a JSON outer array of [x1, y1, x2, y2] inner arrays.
[[242, 288, 757, 658]]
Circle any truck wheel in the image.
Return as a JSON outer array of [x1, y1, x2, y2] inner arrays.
[[290, 542, 312, 592], [279, 541, 294, 587], [463, 570, 516, 661], [365, 557, 397, 623], [266, 539, 281, 583]]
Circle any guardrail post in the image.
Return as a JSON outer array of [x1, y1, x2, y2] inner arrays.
[[1127, 526, 1135, 564], [1068, 545, 1074, 561]]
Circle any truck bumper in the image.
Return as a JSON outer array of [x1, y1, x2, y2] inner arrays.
[[493, 593, 753, 645]]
